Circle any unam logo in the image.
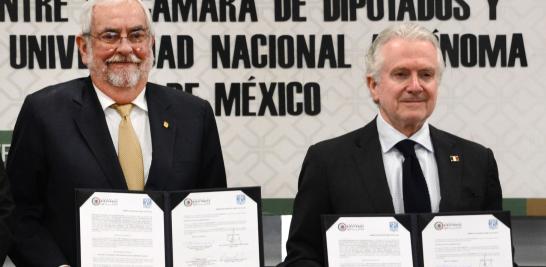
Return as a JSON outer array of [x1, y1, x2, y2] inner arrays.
[[338, 223, 347, 232], [236, 194, 246, 205], [488, 219, 498, 230], [92, 197, 101, 206], [434, 221, 444, 231], [143, 198, 152, 208], [183, 198, 193, 207], [389, 221, 399, 232]]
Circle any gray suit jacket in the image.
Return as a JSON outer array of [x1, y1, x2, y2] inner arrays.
[[281, 119, 502, 267]]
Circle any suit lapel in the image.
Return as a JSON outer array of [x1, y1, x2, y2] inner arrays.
[[430, 126, 462, 211], [145, 84, 176, 190], [352, 120, 395, 213], [73, 78, 127, 189]]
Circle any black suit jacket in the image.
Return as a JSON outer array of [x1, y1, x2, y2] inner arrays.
[[6, 77, 227, 266], [281, 119, 502, 267], [0, 157, 13, 263]]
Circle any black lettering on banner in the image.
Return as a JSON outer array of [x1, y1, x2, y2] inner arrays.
[[274, 0, 307, 22], [252, 35, 267, 68], [242, 80, 257, 116], [441, 34, 459, 67], [508, 34, 527, 67], [215, 82, 241, 116], [324, 0, 470, 21], [23, 0, 29, 21], [286, 82, 302, 115], [155, 35, 194, 69], [435, 0, 452, 20], [453, 0, 470, 20], [367, 0, 383, 21], [152, 0, 257, 22], [479, 35, 506, 67], [416, 0, 434, 21], [278, 36, 294, 68], [166, 82, 199, 94], [460, 34, 477, 67], [53, 0, 68, 21], [0, 0, 67, 22], [324, 0, 365, 22], [10, 35, 86, 69], [487, 0, 499, 20], [214, 79, 321, 116], [440, 33, 528, 68], [0, 0, 17, 22], [211, 34, 350, 69], [212, 35, 230, 69], [156, 36, 175, 68], [259, 82, 278, 115], [10, 35, 26, 69], [58, 35, 75, 69], [304, 82, 321, 115], [397, 0, 416, 21], [29, 36, 47, 69]]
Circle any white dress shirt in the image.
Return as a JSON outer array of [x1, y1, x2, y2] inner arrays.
[[376, 113, 441, 213], [94, 85, 153, 182]]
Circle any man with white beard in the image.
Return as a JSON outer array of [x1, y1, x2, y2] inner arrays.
[[6, 1, 226, 266]]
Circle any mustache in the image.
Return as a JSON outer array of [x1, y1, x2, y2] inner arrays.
[[106, 54, 142, 64]]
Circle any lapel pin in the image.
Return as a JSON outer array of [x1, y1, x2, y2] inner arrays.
[[450, 155, 460, 162], [163, 121, 169, 129]]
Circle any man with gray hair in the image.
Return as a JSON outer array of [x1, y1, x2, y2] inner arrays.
[[7, 0, 226, 266], [280, 23, 502, 266]]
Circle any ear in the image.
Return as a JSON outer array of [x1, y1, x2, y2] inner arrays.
[[76, 35, 89, 65], [366, 75, 380, 104]]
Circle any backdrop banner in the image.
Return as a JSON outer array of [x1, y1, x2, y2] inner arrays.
[[0, 0, 543, 198]]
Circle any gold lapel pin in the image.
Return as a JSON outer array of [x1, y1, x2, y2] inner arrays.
[[163, 121, 169, 129], [450, 155, 460, 162]]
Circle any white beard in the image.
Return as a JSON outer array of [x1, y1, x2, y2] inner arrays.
[[86, 44, 153, 88]]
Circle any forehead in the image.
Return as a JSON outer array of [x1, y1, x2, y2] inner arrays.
[[91, 0, 147, 32], [380, 38, 438, 71]]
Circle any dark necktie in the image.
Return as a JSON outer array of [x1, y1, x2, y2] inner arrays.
[[395, 139, 431, 213]]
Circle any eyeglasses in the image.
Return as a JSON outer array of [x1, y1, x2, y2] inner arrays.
[[84, 29, 150, 45]]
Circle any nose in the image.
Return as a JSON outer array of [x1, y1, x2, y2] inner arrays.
[[406, 73, 423, 93], [115, 37, 133, 55]]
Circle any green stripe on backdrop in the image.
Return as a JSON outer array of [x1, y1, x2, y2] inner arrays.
[[262, 198, 293, 215], [503, 198, 527, 216], [263, 198, 531, 216], [0, 131, 11, 144]]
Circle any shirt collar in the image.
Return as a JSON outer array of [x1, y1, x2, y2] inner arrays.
[[376, 112, 434, 153], [93, 83, 148, 112]]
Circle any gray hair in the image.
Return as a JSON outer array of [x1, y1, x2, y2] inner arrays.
[[80, 0, 155, 36], [365, 23, 444, 82]]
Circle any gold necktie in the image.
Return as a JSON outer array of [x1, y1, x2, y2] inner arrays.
[[113, 104, 144, 190]]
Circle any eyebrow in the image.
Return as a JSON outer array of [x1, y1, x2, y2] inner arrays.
[[419, 68, 436, 73], [99, 25, 146, 33]]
